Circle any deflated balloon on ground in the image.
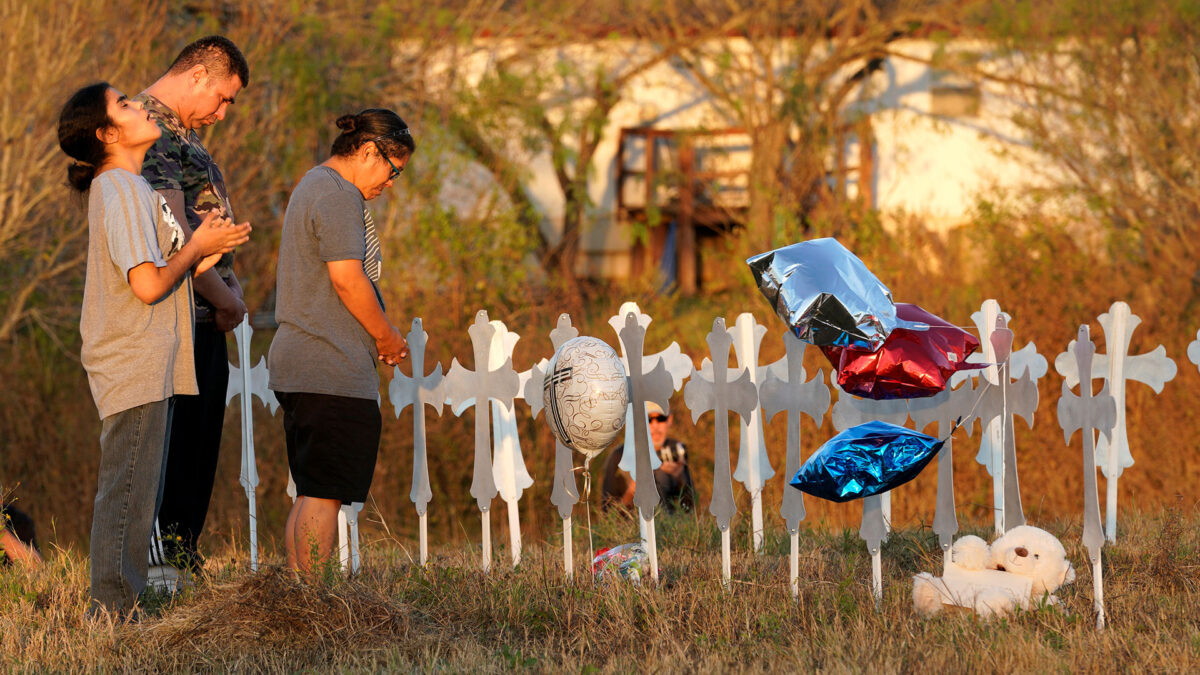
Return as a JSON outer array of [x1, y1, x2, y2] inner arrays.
[[592, 543, 649, 583]]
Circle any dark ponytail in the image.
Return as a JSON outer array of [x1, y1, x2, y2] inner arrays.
[[57, 82, 112, 193], [330, 108, 415, 160]]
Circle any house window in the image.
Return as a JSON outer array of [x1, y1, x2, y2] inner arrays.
[[930, 69, 981, 118]]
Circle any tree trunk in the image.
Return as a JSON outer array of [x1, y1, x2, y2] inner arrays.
[[550, 179, 586, 303], [746, 122, 788, 255]]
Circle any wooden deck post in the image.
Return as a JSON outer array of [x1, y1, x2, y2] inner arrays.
[[677, 141, 697, 296]]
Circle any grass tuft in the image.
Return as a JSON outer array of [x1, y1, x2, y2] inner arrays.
[[144, 565, 412, 665]]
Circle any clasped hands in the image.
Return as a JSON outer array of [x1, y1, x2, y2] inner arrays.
[[377, 325, 409, 366], [194, 209, 251, 277]]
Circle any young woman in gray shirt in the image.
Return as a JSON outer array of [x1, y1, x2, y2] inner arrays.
[[58, 82, 249, 618]]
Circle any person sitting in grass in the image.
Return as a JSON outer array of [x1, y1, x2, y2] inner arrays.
[[602, 402, 696, 513], [0, 499, 42, 569]]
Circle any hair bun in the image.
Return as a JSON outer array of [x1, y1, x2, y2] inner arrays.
[[66, 162, 97, 193], [335, 114, 358, 132]]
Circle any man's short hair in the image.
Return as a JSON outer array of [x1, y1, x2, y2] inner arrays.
[[167, 35, 250, 87]]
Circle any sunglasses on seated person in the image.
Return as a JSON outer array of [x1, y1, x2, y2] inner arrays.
[[648, 414, 669, 424]]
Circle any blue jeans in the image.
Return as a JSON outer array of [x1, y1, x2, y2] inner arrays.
[[89, 398, 173, 615]]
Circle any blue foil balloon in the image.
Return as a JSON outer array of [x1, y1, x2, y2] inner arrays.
[[747, 238, 898, 352], [790, 421, 944, 502]]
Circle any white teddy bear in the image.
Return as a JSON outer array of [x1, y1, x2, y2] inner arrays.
[[913, 525, 1076, 618]]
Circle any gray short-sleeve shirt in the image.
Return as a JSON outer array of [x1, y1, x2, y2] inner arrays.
[[269, 167, 384, 400], [81, 169, 196, 419]]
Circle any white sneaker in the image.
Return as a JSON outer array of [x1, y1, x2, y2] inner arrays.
[[146, 564, 181, 593]]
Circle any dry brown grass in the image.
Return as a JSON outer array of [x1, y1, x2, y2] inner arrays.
[[1, 507, 1198, 673], [144, 566, 412, 666]]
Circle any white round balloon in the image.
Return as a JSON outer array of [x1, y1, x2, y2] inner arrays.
[[542, 336, 629, 457]]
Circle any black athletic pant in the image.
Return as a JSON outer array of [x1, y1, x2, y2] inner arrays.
[[150, 323, 228, 569]]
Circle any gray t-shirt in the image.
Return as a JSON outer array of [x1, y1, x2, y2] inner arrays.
[[269, 166, 385, 400], [81, 169, 196, 419]]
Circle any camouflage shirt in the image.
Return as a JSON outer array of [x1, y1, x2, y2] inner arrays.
[[136, 93, 236, 318]]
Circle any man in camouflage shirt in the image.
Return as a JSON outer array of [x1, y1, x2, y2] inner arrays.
[[135, 36, 251, 580]]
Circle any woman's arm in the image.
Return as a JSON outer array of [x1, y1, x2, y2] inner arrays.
[[127, 210, 251, 305], [326, 259, 408, 365]]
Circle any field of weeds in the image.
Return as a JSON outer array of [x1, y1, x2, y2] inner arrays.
[[1, 506, 1198, 673]]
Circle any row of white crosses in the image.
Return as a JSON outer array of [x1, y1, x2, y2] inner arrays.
[[223, 298, 1180, 608]]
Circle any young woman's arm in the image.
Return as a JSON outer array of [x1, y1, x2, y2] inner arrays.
[[127, 209, 250, 305], [158, 188, 248, 327]]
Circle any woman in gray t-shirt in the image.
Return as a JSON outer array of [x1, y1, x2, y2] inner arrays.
[[58, 82, 250, 617], [268, 109, 414, 575]]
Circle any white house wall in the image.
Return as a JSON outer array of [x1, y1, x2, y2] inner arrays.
[[428, 38, 1043, 277], [863, 41, 1045, 229]]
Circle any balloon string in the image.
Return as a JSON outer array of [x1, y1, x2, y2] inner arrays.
[[943, 360, 1009, 438], [582, 455, 595, 587]]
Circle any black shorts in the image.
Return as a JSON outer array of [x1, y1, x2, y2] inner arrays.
[[277, 391, 382, 505]]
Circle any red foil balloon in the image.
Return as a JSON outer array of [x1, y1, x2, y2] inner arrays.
[[821, 303, 987, 399]]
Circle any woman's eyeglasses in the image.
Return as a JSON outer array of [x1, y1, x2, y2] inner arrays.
[[374, 141, 403, 181]]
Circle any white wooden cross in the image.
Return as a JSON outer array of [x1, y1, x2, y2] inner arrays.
[[388, 317, 444, 567], [523, 314, 580, 578], [608, 302, 691, 552], [684, 317, 758, 587], [443, 310, 521, 572], [608, 302, 693, 474], [618, 312, 676, 583], [758, 331, 829, 598], [969, 316, 1039, 534], [908, 379, 977, 572], [1054, 301, 1177, 542], [224, 318, 279, 571], [950, 300, 1047, 534], [1057, 325, 1117, 631], [487, 319, 534, 568], [729, 313, 775, 553]]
